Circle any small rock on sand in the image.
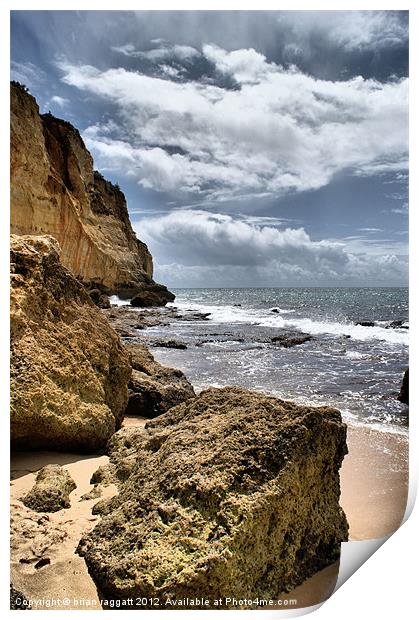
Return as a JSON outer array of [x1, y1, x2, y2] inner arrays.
[[21, 465, 76, 513]]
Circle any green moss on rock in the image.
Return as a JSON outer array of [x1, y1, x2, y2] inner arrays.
[[78, 386, 348, 608]]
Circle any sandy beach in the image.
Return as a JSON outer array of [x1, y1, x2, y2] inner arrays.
[[10, 420, 409, 610], [341, 425, 409, 541]]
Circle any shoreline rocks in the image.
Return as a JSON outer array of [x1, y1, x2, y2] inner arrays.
[[271, 333, 313, 347], [88, 288, 111, 309], [78, 386, 348, 607], [130, 284, 175, 307], [151, 340, 188, 350], [397, 369, 409, 405], [11, 235, 131, 452], [124, 344, 195, 419]]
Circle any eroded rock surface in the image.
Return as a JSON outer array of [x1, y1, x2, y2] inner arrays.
[[22, 465, 76, 513], [124, 344, 195, 418], [271, 332, 313, 347], [130, 285, 175, 307], [10, 81, 172, 304], [78, 386, 348, 607], [10, 234, 131, 451]]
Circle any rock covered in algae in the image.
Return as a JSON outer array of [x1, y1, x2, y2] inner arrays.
[[124, 344, 195, 419], [10, 234, 131, 451], [78, 386, 348, 608], [22, 465, 76, 513]]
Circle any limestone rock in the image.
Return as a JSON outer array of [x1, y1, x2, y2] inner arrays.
[[130, 284, 175, 307], [22, 465, 76, 513], [398, 368, 409, 405], [152, 340, 188, 350], [271, 332, 313, 347], [78, 386, 348, 607], [88, 288, 111, 309], [10, 234, 131, 451], [10, 81, 173, 304], [125, 344, 195, 418]]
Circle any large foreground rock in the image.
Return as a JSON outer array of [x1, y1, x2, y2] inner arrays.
[[22, 465, 76, 513], [78, 387, 348, 607], [124, 344, 195, 418], [10, 235, 131, 451]]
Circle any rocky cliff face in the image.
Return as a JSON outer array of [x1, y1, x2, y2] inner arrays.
[[10, 234, 131, 451], [78, 387, 348, 606], [10, 82, 172, 302]]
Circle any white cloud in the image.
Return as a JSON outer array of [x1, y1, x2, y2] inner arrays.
[[134, 209, 408, 286], [277, 11, 408, 51], [59, 49, 408, 202], [203, 44, 275, 83], [111, 42, 200, 63], [50, 95, 69, 108], [138, 209, 348, 267]]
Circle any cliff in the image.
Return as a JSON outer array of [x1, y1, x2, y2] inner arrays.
[[10, 81, 173, 302], [10, 234, 131, 451]]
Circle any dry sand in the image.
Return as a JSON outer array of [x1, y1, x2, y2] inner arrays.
[[10, 420, 409, 610], [10, 453, 118, 610]]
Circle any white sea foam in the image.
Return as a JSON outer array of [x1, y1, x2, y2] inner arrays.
[[171, 300, 409, 347], [109, 294, 128, 307], [109, 295, 151, 312], [345, 351, 369, 359], [339, 409, 409, 437]]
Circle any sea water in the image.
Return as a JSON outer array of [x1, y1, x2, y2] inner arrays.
[[140, 287, 408, 435]]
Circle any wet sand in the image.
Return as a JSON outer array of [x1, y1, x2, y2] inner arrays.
[[10, 421, 409, 610], [341, 425, 408, 540], [282, 424, 409, 608]]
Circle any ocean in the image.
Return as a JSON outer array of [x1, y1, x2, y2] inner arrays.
[[139, 287, 409, 435]]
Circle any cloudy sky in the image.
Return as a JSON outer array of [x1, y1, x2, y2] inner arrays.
[[11, 10, 409, 287]]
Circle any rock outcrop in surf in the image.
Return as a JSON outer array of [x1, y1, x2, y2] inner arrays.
[[124, 343, 195, 419]]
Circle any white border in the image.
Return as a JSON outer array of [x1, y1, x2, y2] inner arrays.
[[1, 3, 417, 619]]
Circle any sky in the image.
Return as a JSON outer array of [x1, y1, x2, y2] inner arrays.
[[10, 10, 409, 287]]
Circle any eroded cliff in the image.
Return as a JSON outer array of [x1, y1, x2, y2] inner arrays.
[[10, 81, 172, 302]]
